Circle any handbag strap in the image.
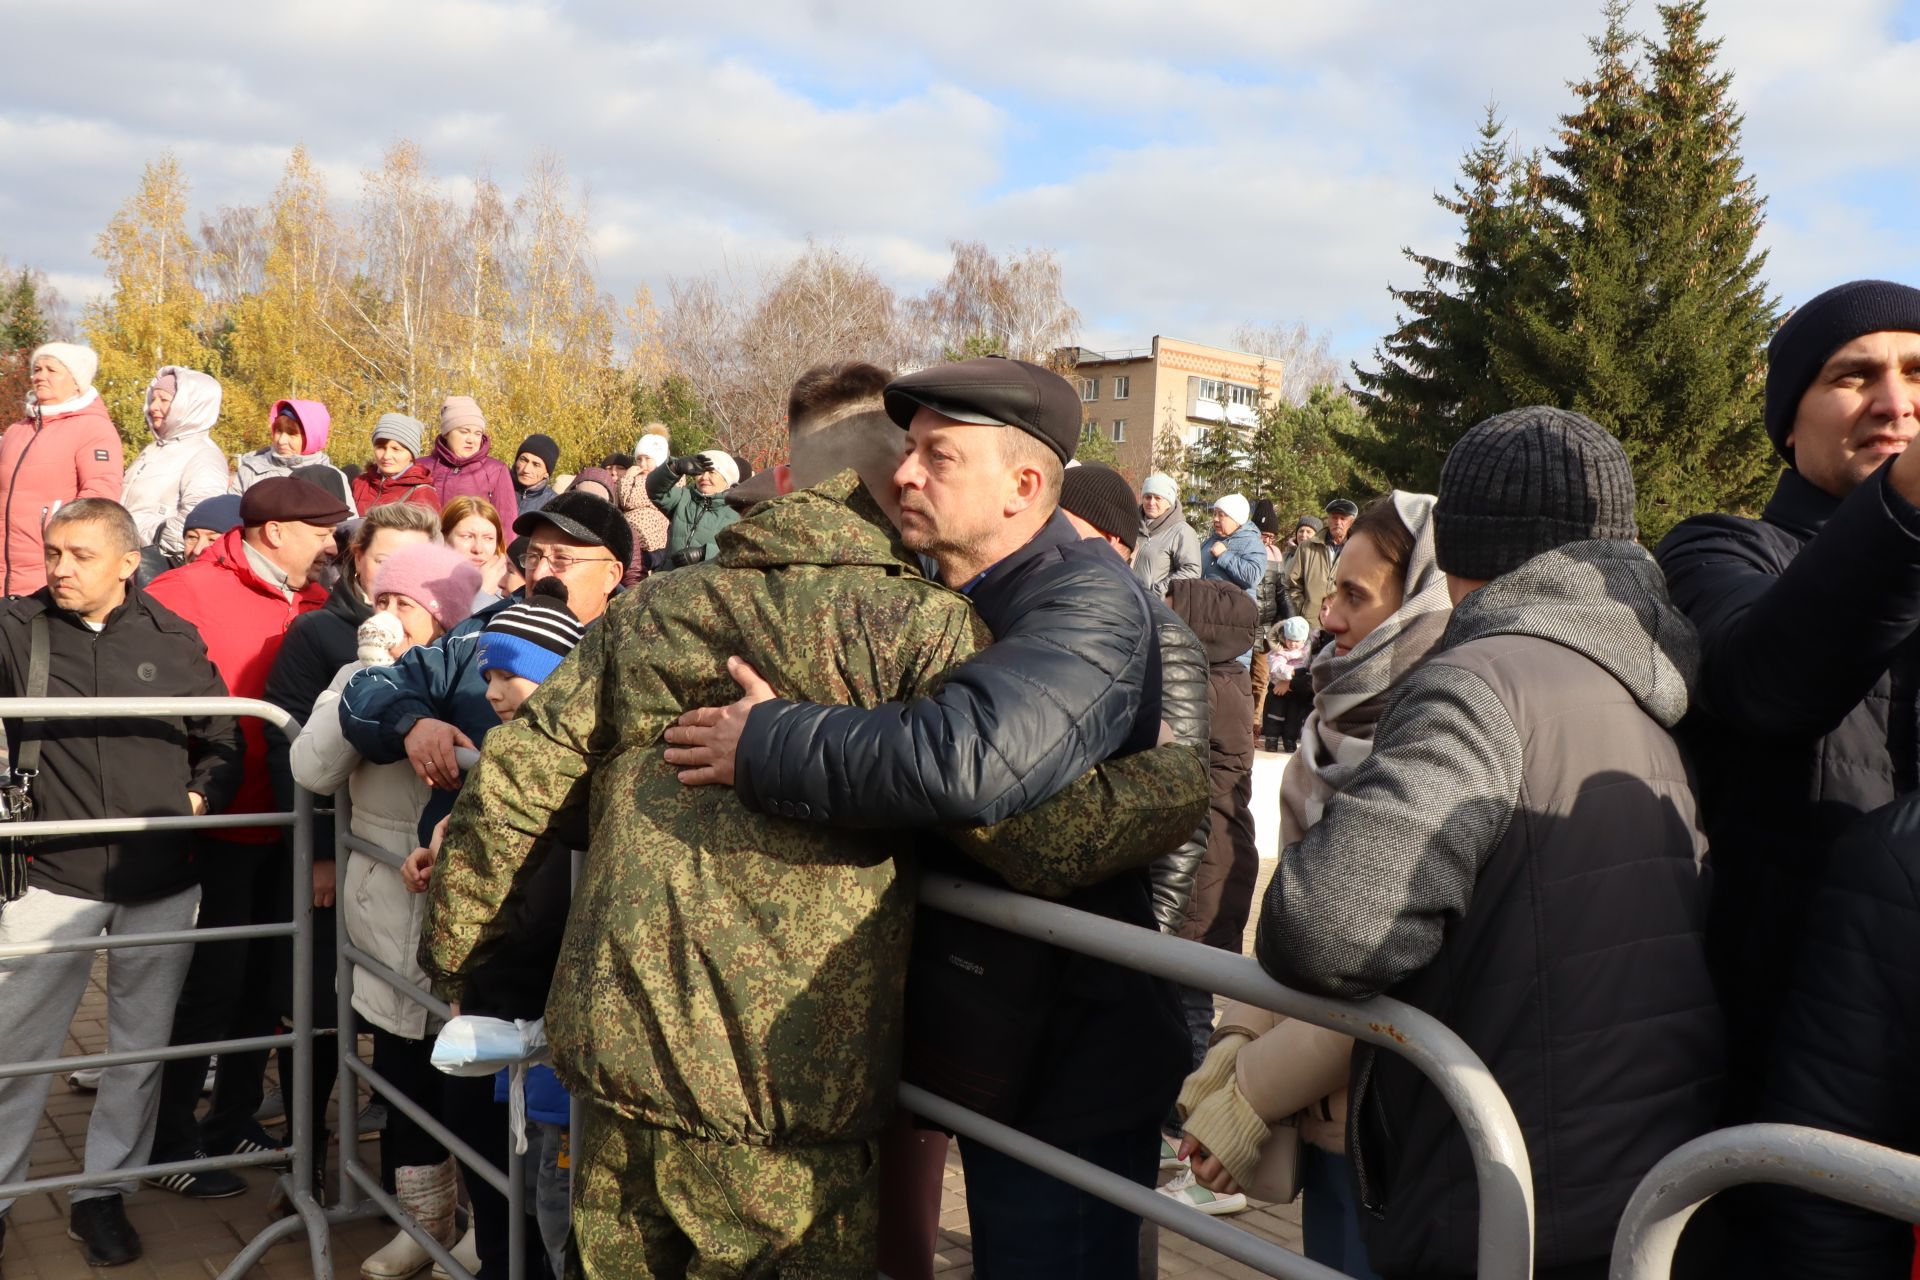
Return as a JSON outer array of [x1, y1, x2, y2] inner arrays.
[[14, 612, 49, 779]]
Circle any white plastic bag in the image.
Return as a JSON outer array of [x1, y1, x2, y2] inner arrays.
[[431, 1015, 551, 1154]]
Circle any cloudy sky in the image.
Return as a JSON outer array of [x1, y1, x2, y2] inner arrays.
[[3, 0, 1917, 371]]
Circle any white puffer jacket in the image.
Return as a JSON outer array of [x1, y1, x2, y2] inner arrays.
[[122, 368, 229, 555], [291, 657, 439, 1039]]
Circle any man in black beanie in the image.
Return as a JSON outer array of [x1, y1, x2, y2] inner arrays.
[[1255, 407, 1722, 1280], [1656, 278, 1920, 1127]]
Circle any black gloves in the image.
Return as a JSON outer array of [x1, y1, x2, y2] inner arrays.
[[667, 455, 705, 477]]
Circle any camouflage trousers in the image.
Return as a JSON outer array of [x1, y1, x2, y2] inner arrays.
[[569, 1102, 879, 1279]]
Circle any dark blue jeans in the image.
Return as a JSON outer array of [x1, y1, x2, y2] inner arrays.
[[958, 1124, 1158, 1279], [1301, 1144, 1381, 1279]]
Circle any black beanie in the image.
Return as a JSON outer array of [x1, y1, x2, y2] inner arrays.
[[1765, 280, 1920, 462], [1251, 498, 1280, 536], [1434, 406, 1637, 581], [1059, 463, 1142, 553], [515, 433, 561, 473]]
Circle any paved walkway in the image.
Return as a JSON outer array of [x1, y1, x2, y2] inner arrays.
[[4, 754, 1304, 1279]]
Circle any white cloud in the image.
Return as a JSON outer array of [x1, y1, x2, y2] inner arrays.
[[2, 0, 1915, 375]]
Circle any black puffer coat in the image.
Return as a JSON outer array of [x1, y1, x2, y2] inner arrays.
[[1752, 793, 1920, 1278], [1147, 595, 1209, 932], [1166, 578, 1258, 950], [737, 511, 1160, 825], [0, 587, 244, 902], [1656, 464, 1920, 1117]]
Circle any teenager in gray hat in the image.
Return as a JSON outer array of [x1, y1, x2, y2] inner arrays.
[[1258, 407, 1722, 1280]]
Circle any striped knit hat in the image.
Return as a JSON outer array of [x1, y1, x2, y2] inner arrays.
[[476, 580, 585, 683]]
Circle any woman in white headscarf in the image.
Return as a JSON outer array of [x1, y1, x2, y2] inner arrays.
[[123, 367, 229, 559], [1169, 491, 1451, 1279]]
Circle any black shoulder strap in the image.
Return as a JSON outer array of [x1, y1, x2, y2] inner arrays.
[[16, 612, 49, 778]]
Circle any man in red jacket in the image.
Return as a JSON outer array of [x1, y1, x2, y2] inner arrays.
[[143, 475, 350, 1195]]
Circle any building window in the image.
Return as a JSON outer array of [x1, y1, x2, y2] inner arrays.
[[1111, 419, 1127, 442], [1113, 376, 1130, 400], [1227, 383, 1261, 408], [1080, 377, 1099, 402], [1194, 377, 1227, 403]]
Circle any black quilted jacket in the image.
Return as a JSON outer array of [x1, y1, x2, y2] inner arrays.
[[1147, 595, 1209, 932], [736, 511, 1160, 825], [1657, 464, 1920, 1118], [1753, 793, 1920, 1277]]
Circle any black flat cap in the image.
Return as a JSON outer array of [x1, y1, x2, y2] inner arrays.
[[239, 476, 353, 528], [513, 490, 634, 570], [883, 356, 1082, 463]]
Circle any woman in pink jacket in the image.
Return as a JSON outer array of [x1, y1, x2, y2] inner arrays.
[[421, 396, 516, 530], [1, 343, 125, 596]]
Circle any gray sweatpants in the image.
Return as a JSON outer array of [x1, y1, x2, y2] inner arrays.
[[0, 884, 200, 1215]]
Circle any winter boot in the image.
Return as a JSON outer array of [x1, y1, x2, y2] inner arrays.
[[429, 1222, 480, 1280], [361, 1158, 459, 1280]]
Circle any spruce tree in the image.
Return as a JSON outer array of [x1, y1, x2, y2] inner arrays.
[[2, 271, 49, 352], [1505, 0, 1775, 537], [1349, 108, 1555, 494]]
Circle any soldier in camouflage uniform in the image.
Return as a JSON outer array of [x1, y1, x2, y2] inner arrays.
[[421, 466, 1206, 1278]]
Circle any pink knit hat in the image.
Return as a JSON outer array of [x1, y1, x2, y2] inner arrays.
[[371, 543, 483, 634], [439, 395, 486, 434]]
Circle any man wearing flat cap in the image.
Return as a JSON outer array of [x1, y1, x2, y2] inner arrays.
[[421, 363, 1203, 1277], [665, 356, 1196, 1276], [146, 475, 350, 1191], [1285, 497, 1356, 621], [1657, 281, 1920, 1133]]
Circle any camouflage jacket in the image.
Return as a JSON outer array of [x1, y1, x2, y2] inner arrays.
[[422, 471, 1207, 1145]]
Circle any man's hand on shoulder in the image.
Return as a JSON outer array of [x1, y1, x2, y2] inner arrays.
[[663, 656, 776, 787]]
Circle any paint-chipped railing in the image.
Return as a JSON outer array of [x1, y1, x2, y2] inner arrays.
[[1610, 1123, 1920, 1279]]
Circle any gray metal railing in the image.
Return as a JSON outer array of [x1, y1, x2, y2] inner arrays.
[[911, 873, 1537, 1280], [1609, 1123, 1920, 1279], [331, 796, 526, 1280], [0, 697, 331, 1280]]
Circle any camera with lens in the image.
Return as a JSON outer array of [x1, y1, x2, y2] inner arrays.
[[0, 773, 35, 823]]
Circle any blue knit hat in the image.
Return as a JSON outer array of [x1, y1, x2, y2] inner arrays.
[[476, 580, 584, 684]]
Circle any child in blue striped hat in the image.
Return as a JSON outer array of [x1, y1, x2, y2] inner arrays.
[[475, 578, 586, 723]]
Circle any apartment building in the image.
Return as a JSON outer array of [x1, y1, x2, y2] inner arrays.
[[1065, 335, 1285, 482]]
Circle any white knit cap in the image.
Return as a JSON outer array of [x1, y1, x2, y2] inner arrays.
[[634, 433, 670, 464], [703, 451, 741, 489], [1213, 493, 1250, 525], [31, 342, 98, 391]]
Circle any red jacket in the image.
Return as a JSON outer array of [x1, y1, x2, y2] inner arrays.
[[353, 461, 441, 514], [147, 527, 327, 840], [0, 391, 125, 596]]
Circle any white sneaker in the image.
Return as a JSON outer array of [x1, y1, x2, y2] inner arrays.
[[1158, 1168, 1249, 1216], [67, 1068, 104, 1092], [1158, 1134, 1187, 1171]]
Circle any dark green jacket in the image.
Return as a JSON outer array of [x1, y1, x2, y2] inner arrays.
[[646, 464, 740, 560], [423, 471, 1206, 1144]]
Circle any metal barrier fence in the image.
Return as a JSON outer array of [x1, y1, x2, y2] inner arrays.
[[0, 697, 332, 1280], [1609, 1123, 1920, 1279], [331, 794, 517, 1280], [323, 835, 1536, 1280], [910, 873, 1536, 1280]]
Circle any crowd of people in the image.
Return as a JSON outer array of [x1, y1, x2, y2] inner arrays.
[[0, 276, 1916, 1280]]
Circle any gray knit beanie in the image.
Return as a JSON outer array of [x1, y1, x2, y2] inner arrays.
[[372, 413, 425, 459], [1433, 406, 1637, 581]]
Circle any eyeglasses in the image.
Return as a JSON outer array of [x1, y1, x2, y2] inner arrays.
[[523, 550, 617, 574]]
